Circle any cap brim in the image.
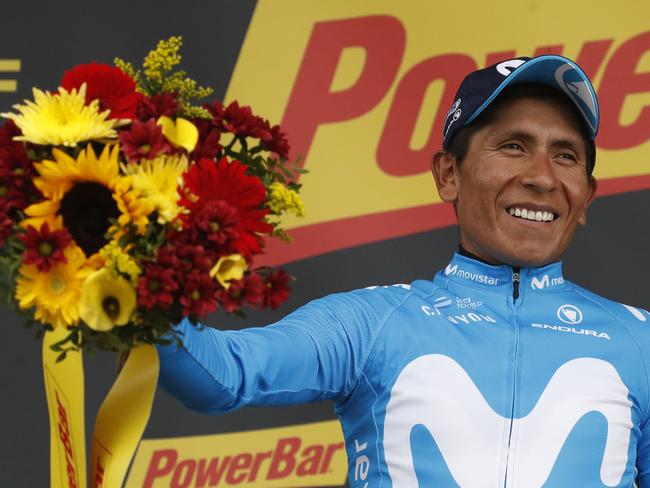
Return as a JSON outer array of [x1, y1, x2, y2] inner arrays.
[[466, 55, 599, 139]]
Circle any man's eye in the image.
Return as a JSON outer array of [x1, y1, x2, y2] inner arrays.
[[501, 143, 522, 151], [557, 153, 577, 162]]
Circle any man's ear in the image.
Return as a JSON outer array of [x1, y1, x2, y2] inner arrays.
[[578, 176, 598, 226], [431, 150, 460, 203]]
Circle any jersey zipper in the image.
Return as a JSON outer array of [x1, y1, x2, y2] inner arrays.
[[504, 269, 521, 487]]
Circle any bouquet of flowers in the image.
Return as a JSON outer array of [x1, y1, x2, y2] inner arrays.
[[0, 36, 305, 360]]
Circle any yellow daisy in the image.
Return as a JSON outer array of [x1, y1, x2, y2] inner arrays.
[[2, 84, 122, 147], [16, 245, 90, 329], [122, 154, 188, 224], [23, 144, 150, 257]]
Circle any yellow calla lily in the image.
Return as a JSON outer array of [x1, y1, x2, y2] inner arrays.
[[79, 268, 136, 331], [157, 115, 199, 152], [209, 254, 247, 289]]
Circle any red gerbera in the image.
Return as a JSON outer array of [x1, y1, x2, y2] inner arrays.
[[19, 223, 72, 272], [180, 270, 219, 316], [180, 158, 272, 256], [61, 62, 140, 119], [263, 269, 292, 310], [136, 92, 179, 121], [138, 265, 179, 310], [119, 119, 170, 162], [216, 272, 265, 313]]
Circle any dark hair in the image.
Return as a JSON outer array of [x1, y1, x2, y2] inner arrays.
[[445, 83, 596, 175]]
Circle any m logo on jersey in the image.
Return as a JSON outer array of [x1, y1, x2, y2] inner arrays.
[[557, 304, 583, 325], [444, 264, 458, 276], [384, 355, 632, 487], [531, 274, 565, 290]]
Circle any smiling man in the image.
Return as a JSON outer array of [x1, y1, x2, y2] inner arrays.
[[158, 56, 650, 487]]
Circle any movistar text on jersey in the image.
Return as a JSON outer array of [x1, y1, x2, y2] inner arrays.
[[446, 265, 499, 285]]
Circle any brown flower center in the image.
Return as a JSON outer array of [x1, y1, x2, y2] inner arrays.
[[102, 296, 120, 321], [59, 182, 119, 256], [147, 279, 161, 293], [191, 290, 201, 301], [38, 241, 53, 257]]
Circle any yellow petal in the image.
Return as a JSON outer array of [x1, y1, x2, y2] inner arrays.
[[209, 254, 247, 289], [80, 269, 136, 331], [157, 116, 198, 152]]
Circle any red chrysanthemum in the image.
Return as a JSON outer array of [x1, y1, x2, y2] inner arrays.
[[189, 200, 240, 248], [206, 101, 271, 141], [174, 243, 213, 273], [19, 222, 72, 272], [216, 272, 265, 313], [180, 270, 219, 316], [138, 265, 179, 310], [190, 119, 222, 162], [136, 92, 179, 121], [61, 62, 140, 120], [118, 118, 170, 162], [0, 121, 38, 211], [263, 269, 292, 310], [263, 124, 290, 160], [0, 207, 13, 247], [180, 158, 272, 256], [0, 119, 21, 147]]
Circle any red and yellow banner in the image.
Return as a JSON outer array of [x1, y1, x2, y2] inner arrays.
[[226, 0, 650, 265], [125, 420, 347, 487]]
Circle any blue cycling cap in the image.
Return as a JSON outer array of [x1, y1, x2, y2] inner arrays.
[[442, 55, 599, 149]]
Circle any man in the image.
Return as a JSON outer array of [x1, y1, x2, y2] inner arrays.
[[158, 55, 650, 486]]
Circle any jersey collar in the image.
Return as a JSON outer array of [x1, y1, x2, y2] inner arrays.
[[440, 253, 567, 292]]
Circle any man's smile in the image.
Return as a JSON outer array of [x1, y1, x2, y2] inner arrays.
[[506, 206, 558, 223]]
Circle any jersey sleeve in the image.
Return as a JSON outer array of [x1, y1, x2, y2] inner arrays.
[[626, 306, 650, 486], [157, 290, 397, 414], [638, 421, 650, 486]]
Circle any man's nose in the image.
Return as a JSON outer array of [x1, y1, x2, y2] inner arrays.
[[520, 150, 558, 193]]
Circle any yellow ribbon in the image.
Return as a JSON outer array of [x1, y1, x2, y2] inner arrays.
[[43, 330, 159, 488], [90, 345, 159, 488], [43, 327, 87, 488]]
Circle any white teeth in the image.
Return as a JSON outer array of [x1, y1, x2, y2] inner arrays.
[[507, 207, 556, 222]]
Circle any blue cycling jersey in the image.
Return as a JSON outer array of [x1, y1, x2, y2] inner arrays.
[[158, 253, 650, 487]]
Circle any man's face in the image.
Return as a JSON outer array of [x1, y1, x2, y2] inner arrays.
[[432, 95, 597, 267]]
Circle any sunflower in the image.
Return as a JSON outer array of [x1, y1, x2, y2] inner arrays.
[[16, 245, 90, 328], [23, 144, 150, 256], [122, 154, 188, 224], [2, 84, 122, 147]]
